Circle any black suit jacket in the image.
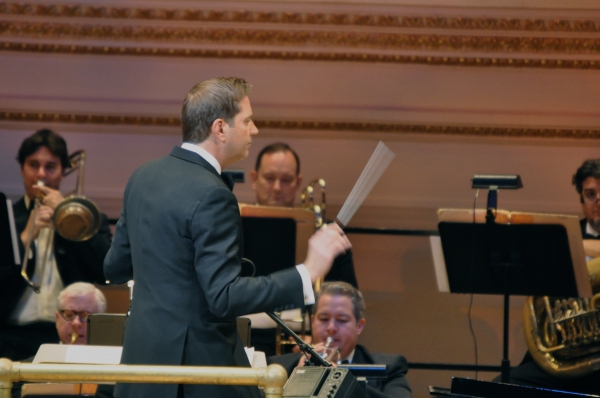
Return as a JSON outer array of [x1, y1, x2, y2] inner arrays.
[[325, 249, 358, 288], [0, 196, 111, 323], [268, 344, 412, 398], [104, 146, 306, 398]]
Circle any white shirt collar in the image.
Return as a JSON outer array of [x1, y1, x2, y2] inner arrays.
[[587, 222, 600, 237], [181, 142, 221, 174], [343, 348, 356, 364]]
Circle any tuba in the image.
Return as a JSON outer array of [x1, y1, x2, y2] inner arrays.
[[523, 256, 600, 377], [21, 150, 101, 292]]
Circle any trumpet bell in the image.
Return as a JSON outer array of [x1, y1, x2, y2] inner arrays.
[[53, 196, 101, 241]]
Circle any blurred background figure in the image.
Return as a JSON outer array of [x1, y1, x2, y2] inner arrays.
[[0, 129, 111, 361]]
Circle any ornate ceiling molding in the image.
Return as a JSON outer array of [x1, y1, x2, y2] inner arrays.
[[2, 40, 599, 69], [2, 2, 600, 67], [2, 21, 600, 55], [1, 2, 600, 33], [2, 110, 599, 140]]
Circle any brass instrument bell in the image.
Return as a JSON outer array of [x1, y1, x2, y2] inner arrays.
[[52, 150, 101, 241]]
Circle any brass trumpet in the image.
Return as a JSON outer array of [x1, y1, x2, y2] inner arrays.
[[20, 150, 101, 293], [301, 178, 326, 229], [301, 178, 326, 293]]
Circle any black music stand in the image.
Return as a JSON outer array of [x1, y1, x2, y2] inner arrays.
[[240, 217, 297, 277], [0, 192, 21, 268], [437, 220, 589, 383]]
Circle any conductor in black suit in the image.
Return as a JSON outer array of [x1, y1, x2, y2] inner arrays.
[[268, 282, 412, 398], [103, 77, 352, 398]]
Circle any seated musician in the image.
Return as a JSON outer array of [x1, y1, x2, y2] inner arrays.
[[247, 143, 359, 356], [0, 129, 111, 361], [268, 282, 412, 398], [250, 142, 358, 288], [494, 158, 600, 394], [11, 282, 107, 398], [575, 159, 600, 258]]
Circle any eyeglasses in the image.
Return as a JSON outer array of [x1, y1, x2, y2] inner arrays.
[[583, 190, 600, 204], [58, 309, 92, 322]]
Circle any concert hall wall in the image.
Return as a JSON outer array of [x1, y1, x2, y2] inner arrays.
[[1, 1, 600, 396]]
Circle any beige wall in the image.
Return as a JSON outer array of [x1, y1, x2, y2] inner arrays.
[[2, 1, 600, 396]]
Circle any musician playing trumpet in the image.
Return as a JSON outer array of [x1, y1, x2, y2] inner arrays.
[[268, 282, 412, 398], [0, 129, 112, 361]]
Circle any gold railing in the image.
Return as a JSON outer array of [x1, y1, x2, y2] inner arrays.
[[0, 358, 288, 398]]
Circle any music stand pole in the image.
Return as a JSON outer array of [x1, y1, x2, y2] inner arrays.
[[501, 283, 510, 383], [266, 311, 332, 367]]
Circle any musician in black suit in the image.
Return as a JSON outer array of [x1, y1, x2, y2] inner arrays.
[[104, 77, 352, 398], [248, 143, 360, 356], [494, 158, 600, 394], [251, 142, 358, 288], [268, 282, 412, 398], [0, 129, 111, 361], [575, 159, 600, 256]]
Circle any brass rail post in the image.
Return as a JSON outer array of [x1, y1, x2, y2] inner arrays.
[[0, 359, 287, 398]]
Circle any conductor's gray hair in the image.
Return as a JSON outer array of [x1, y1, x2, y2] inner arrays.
[[181, 77, 252, 143]]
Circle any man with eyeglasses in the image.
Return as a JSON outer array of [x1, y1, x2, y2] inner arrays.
[[10, 282, 106, 398], [55, 282, 107, 345]]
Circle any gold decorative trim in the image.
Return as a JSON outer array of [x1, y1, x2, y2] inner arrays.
[[2, 41, 599, 69], [2, 111, 599, 140], [1, 2, 600, 33], [1, 21, 600, 55]]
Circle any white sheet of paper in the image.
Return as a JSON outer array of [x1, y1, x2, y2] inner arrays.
[[64, 345, 122, 364], [430, 236, 449, 293]]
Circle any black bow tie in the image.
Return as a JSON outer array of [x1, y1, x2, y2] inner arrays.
[[221, 173, 235, 191]]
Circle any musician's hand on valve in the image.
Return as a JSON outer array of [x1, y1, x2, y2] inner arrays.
[[304, 223, 351, 284], [34, 185, 64, 211], [20, 205, 53, 245], [296, 341, 339, 368]]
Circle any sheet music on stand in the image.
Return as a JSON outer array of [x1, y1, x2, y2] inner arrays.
[[0, 192, 21, 267]]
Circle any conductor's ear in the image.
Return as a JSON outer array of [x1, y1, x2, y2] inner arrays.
[[211, 118, 227, 143]]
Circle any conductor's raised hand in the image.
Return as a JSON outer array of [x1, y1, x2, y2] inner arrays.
[[304, 223, 351, 284]]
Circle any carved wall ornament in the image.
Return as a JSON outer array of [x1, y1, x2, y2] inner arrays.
[[1, 2, 600, 33], [1, 20, 600, 55], [2, 110, 599, 140], [1, 40, 599, 69]]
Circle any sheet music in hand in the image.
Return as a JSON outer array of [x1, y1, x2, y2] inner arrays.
[[336, 141, 395, 227]]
